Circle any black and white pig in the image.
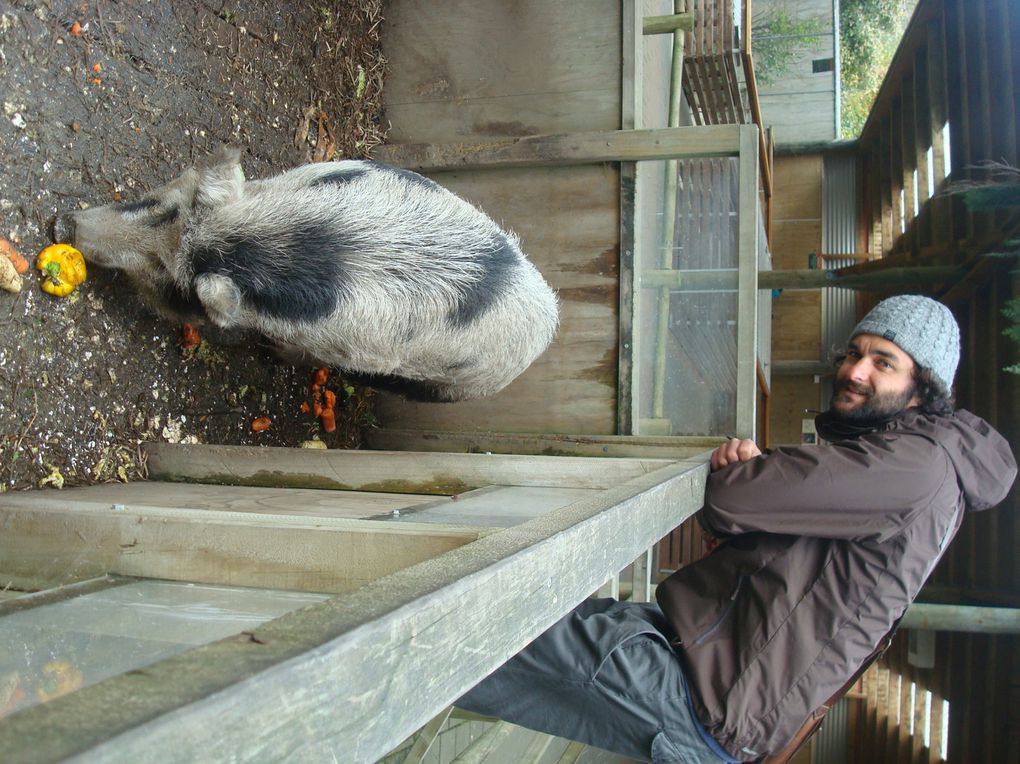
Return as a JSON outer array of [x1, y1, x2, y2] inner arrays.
[[52, 148, 559, 401]]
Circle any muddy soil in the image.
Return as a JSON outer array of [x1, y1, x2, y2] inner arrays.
[[0, 0, 387, 492]]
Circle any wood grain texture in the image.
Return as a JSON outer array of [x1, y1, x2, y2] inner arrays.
[[376, 126, 743, 171], [143, 443, 675, 492], [363, 428, 722, 459], [382, 0, 622, 142], [0, 486, 485, 594]]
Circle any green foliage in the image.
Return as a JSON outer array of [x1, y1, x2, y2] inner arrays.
[[751, 6, 828, 86], [840, 0, 919, 137], [1004, 297, 1020, 376], [958, 184, 1020, 211]]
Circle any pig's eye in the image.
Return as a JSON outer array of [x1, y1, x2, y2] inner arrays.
[[117, 199, 179, 227], [118, 199, 160, 215]]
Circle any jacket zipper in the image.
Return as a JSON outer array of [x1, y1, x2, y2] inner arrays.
[[691, 575, 746, 647]]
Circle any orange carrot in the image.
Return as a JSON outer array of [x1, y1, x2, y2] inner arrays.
[[251, 417, 271, 432], [320, 408, 336, 433], [0, 239, 29, 274], [181, 323, 201, 349]]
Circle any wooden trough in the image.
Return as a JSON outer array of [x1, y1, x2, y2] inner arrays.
[[0, 445, 709, 762]]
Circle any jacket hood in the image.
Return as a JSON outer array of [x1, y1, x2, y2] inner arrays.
[[818, 408, 1017, 513]]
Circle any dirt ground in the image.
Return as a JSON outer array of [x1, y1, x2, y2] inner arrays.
[[0, 0, 388, 492]]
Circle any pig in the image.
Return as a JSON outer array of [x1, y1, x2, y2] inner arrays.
[[52, 148, 559, 401]]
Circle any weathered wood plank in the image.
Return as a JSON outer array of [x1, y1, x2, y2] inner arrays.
[[144, 443, 674, 492], [735, 124, 759, 439], [0, 575, 132, 616], [363, 429, 722, 459], [642, 13, 693, 36], [375, 126, 743, 171], [903, 603, 1020, 634], [0, 482, 436, 519], [0, 460, 708, 763], [0, 487, 486, 594], [618, 0, 641, 435], [381, 0, 621, 143], [641, 265, 964, 291]]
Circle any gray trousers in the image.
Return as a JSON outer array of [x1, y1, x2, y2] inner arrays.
[[456, 598, 730, 764]]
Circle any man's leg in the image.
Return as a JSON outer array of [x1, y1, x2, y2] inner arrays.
[[456, 598, 727, 764]]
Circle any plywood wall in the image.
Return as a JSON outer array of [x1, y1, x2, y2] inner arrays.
[[373, 165, 621, 434], [377, 0, 625, 434], [382, 1, 622, 142], [766, 153, 825, 445]]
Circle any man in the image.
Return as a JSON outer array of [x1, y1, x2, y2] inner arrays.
[[458, 295, 1017, 763]]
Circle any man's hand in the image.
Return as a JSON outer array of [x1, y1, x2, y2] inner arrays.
[[710, 438, 762, 472]]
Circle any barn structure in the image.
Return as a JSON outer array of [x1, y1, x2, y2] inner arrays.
[[0, 1, 1017, 762]]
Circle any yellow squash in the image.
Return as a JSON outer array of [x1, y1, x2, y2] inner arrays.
[[36, 244, 87, 297]]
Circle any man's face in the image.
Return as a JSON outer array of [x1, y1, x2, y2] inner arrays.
[[831, 333, 921, 421]]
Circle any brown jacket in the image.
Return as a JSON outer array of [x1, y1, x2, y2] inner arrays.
[[656, 409, 1016, 761]]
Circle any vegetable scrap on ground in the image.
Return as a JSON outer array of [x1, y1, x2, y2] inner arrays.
[[0, 1, 389, 492]]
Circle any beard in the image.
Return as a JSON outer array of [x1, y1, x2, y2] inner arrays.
[[829, 378, 918, 424]]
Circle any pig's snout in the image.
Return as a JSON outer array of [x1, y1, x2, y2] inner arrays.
[[51, 214, 76, 244]]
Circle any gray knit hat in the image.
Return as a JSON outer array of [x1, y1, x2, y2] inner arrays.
[[850, 295, 960, 392]]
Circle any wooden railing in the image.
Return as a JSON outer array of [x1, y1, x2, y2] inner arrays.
[[857, 0, 1020, 264], [681, 0, 774, 213]]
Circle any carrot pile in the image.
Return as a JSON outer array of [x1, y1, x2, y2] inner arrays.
[[308, 367, 336, 432]]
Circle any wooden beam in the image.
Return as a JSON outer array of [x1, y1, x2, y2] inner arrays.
[[618, 1, 642, 436], [0, 460, 708, 762], [904, 603, 1020, 634], [362, 429, 722, 459], [0, 485, 486, 593], [374, 126, 742, 172], [642, 13, 693, 35], [144, 443, 674, 493], [640, 265, 964, 291], [0, 574, 131, 615], [735, 125, 759, 439]]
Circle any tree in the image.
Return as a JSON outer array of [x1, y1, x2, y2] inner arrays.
[[751, 3, 828, 87], [840, 0, 919, 136]]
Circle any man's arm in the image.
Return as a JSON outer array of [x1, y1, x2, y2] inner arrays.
[[701, 433, 953, 542]]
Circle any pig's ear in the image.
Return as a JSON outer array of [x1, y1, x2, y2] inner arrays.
[[195, 273, 242, 327], [195, 148, 245, 208]]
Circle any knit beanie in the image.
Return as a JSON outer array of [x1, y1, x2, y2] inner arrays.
[[850, 295, 960, 392]]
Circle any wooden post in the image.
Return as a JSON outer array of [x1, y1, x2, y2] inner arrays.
[[618, 0, 643, 435], [902, 603, 1020, 633], [735, 124, 760, 440], [630, 548, 654, 603], [401, 707, 452, 764], [642, 13, 694, 35], [651, 0, 688, 424], [639, 265, 965, 291]]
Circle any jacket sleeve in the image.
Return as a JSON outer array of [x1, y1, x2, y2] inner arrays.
[[701, 432, 954, 542]]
